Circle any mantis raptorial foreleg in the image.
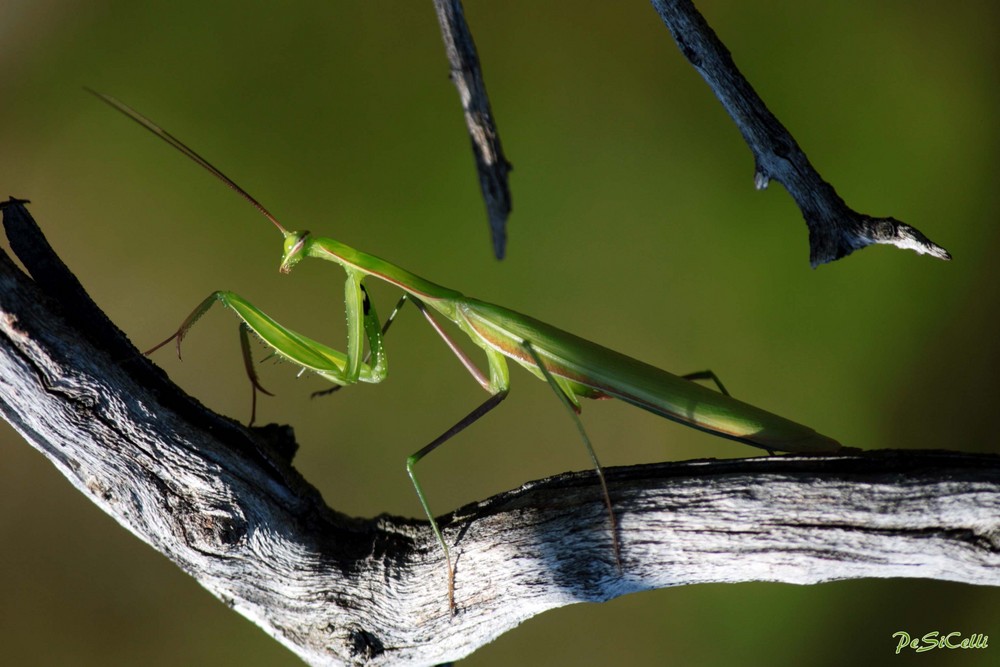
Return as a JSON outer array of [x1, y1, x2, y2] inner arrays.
[[521, 340, 622, 573], [145, 278, 388, 423], [311, 293, 410, 399]]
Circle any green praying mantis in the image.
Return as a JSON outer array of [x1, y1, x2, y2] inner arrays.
[[91, 90, 841, 612]]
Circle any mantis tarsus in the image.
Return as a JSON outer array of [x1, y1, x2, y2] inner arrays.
[[91, 90, 841, 612]]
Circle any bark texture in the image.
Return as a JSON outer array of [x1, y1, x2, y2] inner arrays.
[[0, 199, 993, 666]]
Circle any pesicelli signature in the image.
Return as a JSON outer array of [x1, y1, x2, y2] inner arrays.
[[893, 631, 989, 655]]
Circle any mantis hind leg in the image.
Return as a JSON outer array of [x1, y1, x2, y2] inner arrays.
[[681, 369, 730, 396], [682, 370, 779, 454], [521, 340, 623, 574]]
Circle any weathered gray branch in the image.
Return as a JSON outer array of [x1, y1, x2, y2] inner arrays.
[[649, 0, 951, 266], [2, 198, 995, 666], [432, 0, 512, 259]]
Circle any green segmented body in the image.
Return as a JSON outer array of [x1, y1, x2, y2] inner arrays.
[[93, 90, 840, 611]]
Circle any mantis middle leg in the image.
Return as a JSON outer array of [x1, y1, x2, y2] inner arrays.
[[404, 298, 511, 612]]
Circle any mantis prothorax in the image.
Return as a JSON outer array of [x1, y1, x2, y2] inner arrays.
[[90, 90, 841, 612]]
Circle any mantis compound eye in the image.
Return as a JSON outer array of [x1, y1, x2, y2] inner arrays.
[[280, 231, 310, 273]]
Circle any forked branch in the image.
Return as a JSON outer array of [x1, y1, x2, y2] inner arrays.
[[0, 199, 993, 666]]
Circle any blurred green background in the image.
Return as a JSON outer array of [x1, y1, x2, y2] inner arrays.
[[1, 1, 998, 665]]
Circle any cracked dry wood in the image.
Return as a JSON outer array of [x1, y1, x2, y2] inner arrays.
[[1, 198, 995, 666]]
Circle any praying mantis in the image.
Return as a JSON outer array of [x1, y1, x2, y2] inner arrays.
[[91, 90, 841, 612]]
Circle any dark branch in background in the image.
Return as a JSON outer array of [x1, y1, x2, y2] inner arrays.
[[432, 0, 513, 259], [649, 0, 951, 266], [1, 199, 995, 666]]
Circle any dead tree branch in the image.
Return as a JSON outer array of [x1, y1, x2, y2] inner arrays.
[[1, 199, 993, 666], [649, 0, 951, 266], [432, 0, 512, 259]]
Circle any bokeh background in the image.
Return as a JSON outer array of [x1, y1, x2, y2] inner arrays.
[[2, 1, 998, 665]]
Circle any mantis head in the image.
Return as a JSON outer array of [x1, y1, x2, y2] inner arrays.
[[280, 230, 310, 274], [87, 90, 314, 275]]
